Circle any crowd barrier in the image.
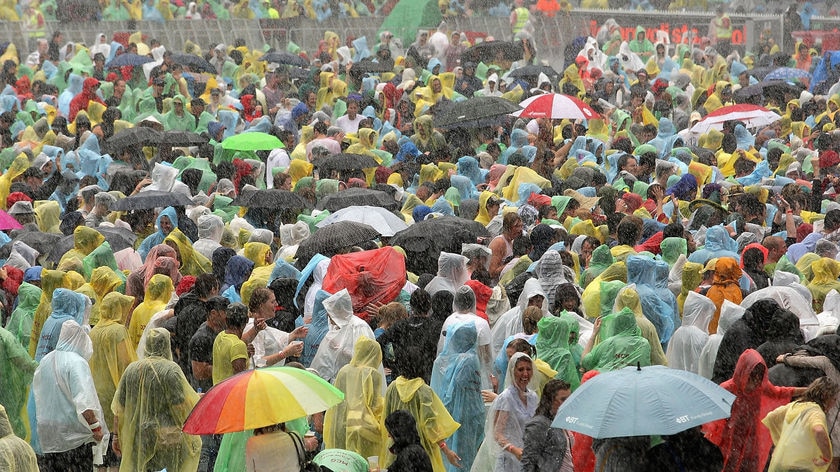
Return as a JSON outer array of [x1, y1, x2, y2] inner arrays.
[[4, 10, 839, 65]]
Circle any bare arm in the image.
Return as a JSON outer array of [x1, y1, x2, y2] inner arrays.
[[232, 358, 247, 374], [494, 409, 523, 460], [815, 424, 832, 465], [488, 238, 506, 279], [191, 360, 213, 380]]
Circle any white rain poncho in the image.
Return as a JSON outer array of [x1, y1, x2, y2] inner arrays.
[[425, 252, 470, 297], [490, 278, 548, 357], [534, 250, 574, 309], [666, 291, 715, 374], [310, 289, 376, 382], [697, 300, 745, 379], [193, 214, 224, 260], [277, 221, 310, 261], [303, 257, 331, 322], [144, 162, 178, 192], [742, 286, 821, 341], [33, 320, 105, 453]]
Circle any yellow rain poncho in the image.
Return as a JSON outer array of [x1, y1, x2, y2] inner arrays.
[[34, 200, 61, 234], [88, 266, 124, 326], [112, 328, 201, 472], [128, 274, 173, 348], [808, 258, 840, 312], [384, 375, 460, 472], [288, 158, 314, 187], [89, 292, 136, 432], [243, 242, 271, 268], [501, 166, 551, 202], [164, 228, 211, 276], [0, 405, 38, 469], [474, 191, 496, 226], [323, 337, 387, 461], [60, 226, 105, 267], [28, 269, 70, 357], [0, 154, 29, 210], [763, 401, 831, 472]]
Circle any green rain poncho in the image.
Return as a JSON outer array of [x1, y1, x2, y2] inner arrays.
[[536, 316, 581, 391], [660, 237, 688, 268], [580, 244, 613, 289], [4, 282, 41, 349], [559, 310, 584, 371], [582, 307, 651, 372], [112, 328, 200, 472], [323, 336, 387, 461], [0, 327, 37, 439], [0, 404, 38, 470], [89, 292, 136, 432]]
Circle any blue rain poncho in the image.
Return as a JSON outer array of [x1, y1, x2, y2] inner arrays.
[[301, 289, 330, 367], [626, 255, 680, 347], [138, 206, 179, 260], [33, 288, 89, 362], [430, 323, 485, 472], [687, 225, 740, 265]]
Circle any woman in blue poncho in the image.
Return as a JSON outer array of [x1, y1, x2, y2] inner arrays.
[[137, 206, 178, 260]]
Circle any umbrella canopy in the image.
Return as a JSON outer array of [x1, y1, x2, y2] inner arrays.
[[351, 59, 393, 74], [112, 190, 194, 211], [377, 0, 441, 50], [296, 221, 381, 263], [434, 96, 521, 129], [104, 127, 162, 154], [220, 132, 284, 151], [316, 153, 379, 174], [734, 80, 804, 104], [170, 53, 216, 74], [512, 93, 600, 120], [389, 215, 491, 275], [316, 205, 408, 237], [183, 366, 344, 435], [47, 227, 137, 263], [552, 365, 735, 438], [0, 209, 23, 230], [230, 189, 309, 209], [461, 40, 524, 65], [12, 231, 61, 257], [159, 130, 208, 147], [507, 64, 560, 79], [764, 67, 811, 82], [106, 53, 155, 68], [690, 104, 781, 134], [258, 52, 309, 67], [317, 188, 400, 212]]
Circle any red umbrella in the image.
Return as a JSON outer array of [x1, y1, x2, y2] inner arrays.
[[0, 210, 23, 230], [512, 93, 600, 120], [690, 104, 781, 134]]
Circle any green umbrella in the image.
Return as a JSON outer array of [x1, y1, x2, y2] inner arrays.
[[220, 132, 284, 152], [377, 0, 442, 50]]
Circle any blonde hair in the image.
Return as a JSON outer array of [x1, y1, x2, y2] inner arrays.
[[378, 302, 408, 328]]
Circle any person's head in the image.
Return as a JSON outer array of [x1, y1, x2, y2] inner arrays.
[[762, 235, 786, 263], [206, 295, 229, 328], [248, 287, 276, 319], [346, 98, 360, 119], [453, 285, 476, 313], [522, 306, 543, 334], [273, 172, 292, 190], [801, 376, 840, 411], [226, 302, 250, 332], [409, 288, 431, 316], [510, 353, 534, 390], [825, 209, 840, 233], [193, 273, 220, 300], [580, 236, 600, 266], [502, 212, 524, 237], [536, 379, 572, 419], [617, 154, 639, 176], [616, 215, 643, 246], [553, 283, 581, 314], [377, 302, 408, 329]]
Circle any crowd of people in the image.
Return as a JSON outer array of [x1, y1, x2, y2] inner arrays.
[[4, 5, 840, 472]]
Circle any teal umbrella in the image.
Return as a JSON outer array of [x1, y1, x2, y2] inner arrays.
[[552, 365, 735, 438], [220, 132, 284, 151]]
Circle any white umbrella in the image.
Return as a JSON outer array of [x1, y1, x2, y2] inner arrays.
[[316, 205, 408, 237], [690, 104, 781, 135]]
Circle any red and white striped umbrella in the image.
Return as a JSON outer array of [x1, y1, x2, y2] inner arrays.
[[690, 104, 780, 134], [511, 93, 601, 120]]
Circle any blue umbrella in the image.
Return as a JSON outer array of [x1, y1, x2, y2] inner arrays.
[[552, 365, 735, 438], [106, 53, 155, 68], [764, 67, 811, 82]]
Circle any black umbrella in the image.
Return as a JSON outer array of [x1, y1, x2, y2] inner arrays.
[[316, 153, 379, 174], [317, 188, 399, 212], [259, 52, 309, 67], [296, 221, 380, 263], [434, 96, 521, 129], [507, 64, 559, 79], [104, 127, 161, 154], [171, 53, 216, 74], [461, 40, 523, 65], [389, 215, 491, 275], [289, 67, 309, 79], [734, 80, 803, 104], [11, 231, 62, 259], [230, 189, 309, 209], [47, 228, 137, 264], [107, 53, 155, 68], [159, 130, 209, 147], [351, 59, 393, 74], [112, 190, 194, 211]]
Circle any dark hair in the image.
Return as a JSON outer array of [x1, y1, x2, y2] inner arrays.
[[430, 290, 454, 323], [193, 273, 220, 298], [535, 379, 571, 418], [409, 288, 431, 316], [206, 295, 229, 312], [825, 209, 840, 232], [617, 154, 636, 172], [512, 234, 532, 257], [385, 410, 422, 454], [663, 222, 685, 239], [616, 215, 643, 246], [226, 302, 250, 328], [553, 283, 581, 314], [507, 338, 535, 357], [248, 287, 274, 312]]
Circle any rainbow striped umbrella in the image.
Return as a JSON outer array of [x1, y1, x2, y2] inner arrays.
[[182, 366, 344, 435]]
